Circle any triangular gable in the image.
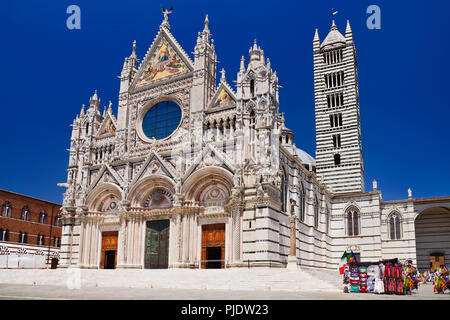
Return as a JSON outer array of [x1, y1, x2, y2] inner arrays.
[[129, 149, 177, 187], [182, 143, 235, 182], [208, 82, 237, 111], [130, 27, 194, 90], [87, 164, 124, 193], [97, 114, 117, 137]]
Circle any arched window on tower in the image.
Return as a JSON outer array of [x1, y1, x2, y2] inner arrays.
[[314, 196, 319, 228], [389, 213, 402, 240], [334, 154, 341, 166], [347, 208, 359, 236]]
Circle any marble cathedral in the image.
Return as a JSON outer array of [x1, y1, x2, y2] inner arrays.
[[58, 12, 449, 272]]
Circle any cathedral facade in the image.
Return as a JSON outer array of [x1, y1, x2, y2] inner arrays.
[[58, 13, 450, 272]]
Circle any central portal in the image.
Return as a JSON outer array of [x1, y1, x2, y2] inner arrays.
[[145, 220, 170, 269], [201, 223, 225, 269]]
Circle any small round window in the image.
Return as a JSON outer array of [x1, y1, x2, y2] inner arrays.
[[142, 100, 182, 140]]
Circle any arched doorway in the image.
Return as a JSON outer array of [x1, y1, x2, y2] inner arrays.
[[414, 206, 450, 272]]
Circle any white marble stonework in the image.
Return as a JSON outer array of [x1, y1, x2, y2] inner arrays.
[[58, 13, 450, 272]]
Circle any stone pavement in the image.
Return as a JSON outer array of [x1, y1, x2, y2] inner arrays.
[[0, 283, 448, 300]]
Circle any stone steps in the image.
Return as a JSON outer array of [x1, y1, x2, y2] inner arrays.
[[0, 268, 342, 292]]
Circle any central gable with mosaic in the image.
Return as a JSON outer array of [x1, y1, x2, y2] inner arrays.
[[138, 39, 187, 86]]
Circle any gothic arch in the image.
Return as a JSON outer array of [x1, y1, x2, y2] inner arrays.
[[127, 175, 176, 208], [182, 166, 233, 203], [87, 182, 123, 213]]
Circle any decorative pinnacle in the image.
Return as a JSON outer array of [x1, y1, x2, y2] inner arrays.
[[220, 68, 226, 82], [281, 112, 285, 123]]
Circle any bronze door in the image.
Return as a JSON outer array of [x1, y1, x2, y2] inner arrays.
[[145, 220, 170, 269]]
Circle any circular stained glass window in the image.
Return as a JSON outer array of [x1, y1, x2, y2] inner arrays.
[[142, 100, 182, 140]]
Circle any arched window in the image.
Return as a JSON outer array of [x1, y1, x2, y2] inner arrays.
[[299, 184, 306, 222], [314, 196, 319, 228], [0, 229, 8, 241], [21, 206, 30, 221], [334, 153, 341, 166], [389, 213, 402, 240], [280, 170, 288, 212], [54, 215, 62, 227], [347, 208, 359, 236], [2, 202, 11, 217], [37, 234, 45, 246], [39, 211, 47, 224], [250, 79, 255, 97], [19, 231, 27, 243]]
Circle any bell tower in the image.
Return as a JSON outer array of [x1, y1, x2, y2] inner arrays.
[[313, 20, 364, 193]]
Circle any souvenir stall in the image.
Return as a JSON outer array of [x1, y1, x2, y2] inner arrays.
[[339, 253, 419, 295]]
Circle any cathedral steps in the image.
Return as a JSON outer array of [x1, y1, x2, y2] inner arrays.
[[0, 268, 341, 292]]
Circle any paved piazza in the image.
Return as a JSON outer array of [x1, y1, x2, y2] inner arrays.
[[0, 283, 448, 300]]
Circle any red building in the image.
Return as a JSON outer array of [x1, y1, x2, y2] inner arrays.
[[0, 189, 62, 268]]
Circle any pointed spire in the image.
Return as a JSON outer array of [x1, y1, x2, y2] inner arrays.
[[202, 14, 210, 43], [240, 56, 245, 72], [102, 106, 106, 117], [80, 104, 85, 116], [253, 39, 258, 51], [313, 28, 320, 42], [330, 19, 337, 30], [108, 101, 113, 114], [131, 40, 136, 58], [346, 20, 352, 34], [266, 58, 271, 69]]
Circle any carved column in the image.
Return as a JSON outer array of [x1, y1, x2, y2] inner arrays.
[[230, 198, 243, 267], [287, 216, 298, 269]]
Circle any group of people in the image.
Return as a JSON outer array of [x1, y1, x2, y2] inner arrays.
[[342, 259, 450, 295], [419, 266, 449, 294]]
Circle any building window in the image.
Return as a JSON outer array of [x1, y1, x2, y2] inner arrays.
[[21, 206, 30, 221], [333, 134, 341, 148], [334, 154, 341, 165], [389, 213, 402, 240], [299, 185, 306, 222], [2, 202, 11, 217], [323, 49, 343, 65], [329, 113, 343, 128], [314, 196, 319, 228], [37, 234, 45, 246], [142, 100, 182, 140], [327, 93, 344, 108], [280, 170, 288, 212], [324, 71, 344, 89], [54, 215, 62, 227], [53, 237, 60, 247], [39, 211, 47, 224], [19, 232, 28, 244], [250, 79, 255, 96], [347, 209, 359, 236], [0, 229, 9, 241]]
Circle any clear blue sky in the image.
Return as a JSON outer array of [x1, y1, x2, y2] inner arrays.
[[0, 0, 449, 203]]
